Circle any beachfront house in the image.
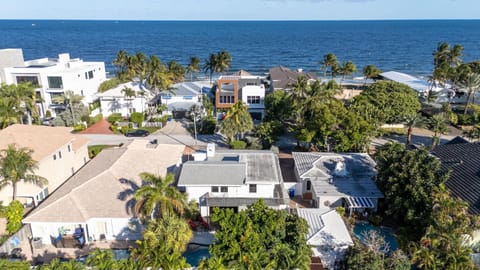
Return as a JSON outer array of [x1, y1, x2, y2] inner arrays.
[[158, 81, 208, 119], [296, 207, 353, 270], [97, 81, 152, 117], [23, 141, 185, 247], [291, 152, 383, 215], [0, 48, 106, 118], [216, 72, 267, 121], [177, 144, 289, 217], [0, 124, 89, 207], [268, 66, 317, 92]]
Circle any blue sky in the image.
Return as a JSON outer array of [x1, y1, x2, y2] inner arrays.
[[2, 0, 479, 20]]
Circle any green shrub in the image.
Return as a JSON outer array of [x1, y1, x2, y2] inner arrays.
[[130, 112, 145, 127], [6, 201, 23, 234], [457, 113, 475, 125], [336, 206, 346, 216], [199, 116, 217, 134], [90, 114, 103, 125], [230, 140, 247, 149], [88, 145, 114, 159], [73, 124, 87, 132], [368, 214, 383, 226], [107, 113, 123, 124], [45, 110, 52, 118], [98, 78, 124, 93]]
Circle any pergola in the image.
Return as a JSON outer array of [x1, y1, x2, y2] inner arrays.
[[345, 197, 375, 216]]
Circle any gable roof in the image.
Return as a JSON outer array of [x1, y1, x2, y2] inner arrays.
[[269, 66, 316, 90], [23, 141, 185, 223], [292, 152, 382, 198], [431, 142, 480, 215], [0, 124, 89, 161]]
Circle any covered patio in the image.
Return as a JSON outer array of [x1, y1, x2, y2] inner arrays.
[[345, 197, 376, 217]]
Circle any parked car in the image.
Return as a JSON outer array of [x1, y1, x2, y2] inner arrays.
[[124, 129, 150, 137]]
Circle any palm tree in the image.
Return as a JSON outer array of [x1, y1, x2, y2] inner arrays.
[[404, 113, 426, 145], [215, 50, 232, 75], [133, 52, 148, 83], [220, 101, 254, 142], [0, 98, 22, 129], [458, 72, 480, 114], [0, 144, 48, 201], [187, 56, 201, 81], [134, 172, 188, 220], [167, 61, 186, 83], [449, 44, 464, 67], [146, 56, 174, 95], [113, 50, 129, 79], [51, 90, 83, 125], [362, 65, 381, 85], [0, 82, 38, 125], [433, 42, 451, 69], [203, 53, 216, 84], [428, 114, 448, 147], [340, 61, 357, 80], [320, 53, 338, 78], [121, 86, 136, 117]]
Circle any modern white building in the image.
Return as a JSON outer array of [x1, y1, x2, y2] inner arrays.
[[97, 81, 152, 117], [291, 152, 383, 215], [216, 73, 267, 121], [0, 48, 106, 117], [0, 124, 90, 207], [177, 145, 289, 217], [23, 141, 185, 246]]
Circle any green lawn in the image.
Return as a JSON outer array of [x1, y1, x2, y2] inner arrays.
[[88, 145, 115, 158]]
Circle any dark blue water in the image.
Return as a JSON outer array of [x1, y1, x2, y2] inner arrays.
[[1, 20, 480, 77], [354, 221, 398, 253]]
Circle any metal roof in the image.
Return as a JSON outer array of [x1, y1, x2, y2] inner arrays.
[[380, 71, 430, 93]]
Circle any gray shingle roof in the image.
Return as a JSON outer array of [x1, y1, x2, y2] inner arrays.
[[269, 66, 317, 90], [431, 142, 480, 215]]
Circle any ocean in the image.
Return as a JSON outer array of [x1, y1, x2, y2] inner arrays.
[[1, 20, 480, 78]]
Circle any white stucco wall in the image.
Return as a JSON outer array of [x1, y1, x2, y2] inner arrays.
[[87, 218, 142, 242], [99, 96, 148, 117], [185, 183, 276, 202]]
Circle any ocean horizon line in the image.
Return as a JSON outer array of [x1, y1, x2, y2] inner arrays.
[[1, 18, 480, 22]]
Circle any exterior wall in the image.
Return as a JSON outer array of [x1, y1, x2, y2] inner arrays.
[[29, 222, 85, 245], [100, 96, 148, 117], [184, 183, 276, 202], [216, 78, 238, 109], [86, 218, 142, 242], [73, 143, 90, 173], [240, 85, 265, 110], [0, 49, 24, 83]]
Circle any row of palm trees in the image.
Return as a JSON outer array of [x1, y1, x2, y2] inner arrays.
[[0, 82, 39, 129]]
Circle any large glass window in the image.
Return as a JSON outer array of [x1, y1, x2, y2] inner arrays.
[[16, 76, 39, 86], [247, 96, 261, 104], [219, 96, 234, 104], [48, 76, 63, 89]]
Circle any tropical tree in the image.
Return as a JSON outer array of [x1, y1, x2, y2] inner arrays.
[[0, 82, 39, 125], [362, 65, 382, 84], [203, 53, 216, 84], [340, 61, 358, 80], [220, 101, 254, 142], [167, 61, 186, 83], [113, 50, 129, 79], [375, 142, 449, 240], [428, 114, 448, 147], [457, 72, 480, 114], [0, 98, 22, 129], [134, 172, 188, 220], [51, 90, 83, 125], [146, 56, 174, 94], [215, 50, 232, 75], [320, 53, 339, 78], [86, 249, 117, 270], [404, 113, 427, 145], [121, 86, 136, 117], [0, 144, 48, 201], [187, 56, 201, 81]]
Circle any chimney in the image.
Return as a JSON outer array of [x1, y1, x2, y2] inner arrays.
[[206, 143, 215, 158]]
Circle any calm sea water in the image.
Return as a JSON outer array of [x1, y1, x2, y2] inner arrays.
[[1, 20, 480, 77]]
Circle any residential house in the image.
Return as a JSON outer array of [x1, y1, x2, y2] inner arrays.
[[430, 140, 480, 242], [0, 124, 89, 207], [159, 81, 209, 118], [0, 48, 106, 117], [268, 66, 316, 92], [177, 144, 289, 217], [23, 141, 185, 246], [97, 81, 152, 117], [291, 152, 383, 214], [215, 74, 267, 121], [296, 207, 353, 269]]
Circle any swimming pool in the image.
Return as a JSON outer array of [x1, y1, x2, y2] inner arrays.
[[183, 247, 211, 266], [353, 221, 398, 252]]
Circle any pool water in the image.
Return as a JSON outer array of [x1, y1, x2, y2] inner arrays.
[[353, 222, 398, 252], [183, 247, 211, 266]]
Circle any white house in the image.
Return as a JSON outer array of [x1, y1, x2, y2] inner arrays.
[[0, 48, 106, 117], [97, 81, 152, 117], [0, 124, 90, 207], [23, 141, 185, 246], [296, 208, 353, 269], [158, 81, 208, 117], [291, 152, 383, 215], [177, 145, 289, 217]]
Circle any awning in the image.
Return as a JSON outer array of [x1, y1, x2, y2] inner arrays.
[[345, 197, 375, 209]]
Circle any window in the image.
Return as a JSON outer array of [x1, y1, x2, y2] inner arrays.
[[249, 184, 257, 193], [16, 76, 39, 86], [306, 180, 311, 191], [68, 145, 71, 152], [53, 154, 56, 160], [47, 76, 63, 89], [58, 151, 62, 159], [219, 96, 234, 104], [88, 70, 94, 79], [211, 186, 219, 193], [246, 82, 256, 86], [183, 96, 193, 100], [220, 186, 228, 193], [247, 96, 261, 104]]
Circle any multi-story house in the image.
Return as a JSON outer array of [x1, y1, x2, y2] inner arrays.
[[0, 48, 106, 117]]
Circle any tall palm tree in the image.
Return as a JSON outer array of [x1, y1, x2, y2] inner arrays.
[[203, 53, 216, 84], [121, 86, 136, 117], [133, 52, 148, 83], [187, 56, 201, 81], [340, 61, 357, 80], [320, 53, 338, 78], [404, 113, 426, 145], [362, 65, 381, 85], [449, 44, 464, 67], [433, 42, 450, 69], [167, 61, 186, 83], [113, 50, 129, 79], [220, 101, 254, 142], [0, 144, 48, 201], [458, 72, 480, 114], [215, 50, 232, 75], [0, 98, 22, 129], [51, 90, 83, 125], [428, 114, 448, 147], [1, 82, 38, 125], [134, 172, 188, 220]]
